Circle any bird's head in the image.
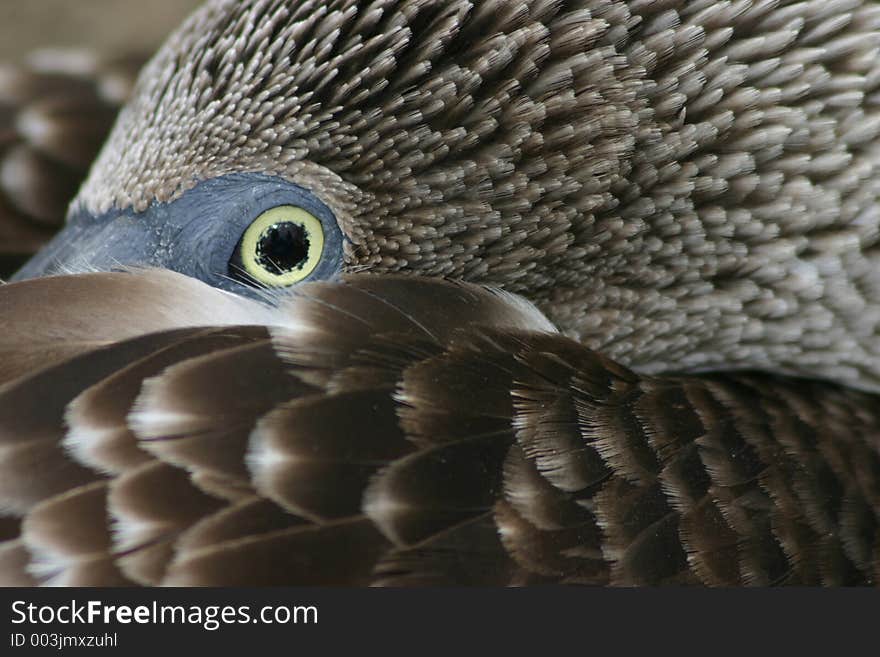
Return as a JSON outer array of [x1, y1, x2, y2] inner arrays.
[[18, 0, 873, 392], [14, 0, 646, 314]]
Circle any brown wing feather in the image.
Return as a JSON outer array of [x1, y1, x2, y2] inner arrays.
[[0, 270, 877, 586], [0, 270, 276, 385], [249, 390, 413, 521], [163, 518, 390, 587], [108, 460, 226, 585], [131, 339, 316, 483], [20, 481, 133, 586], [65, 327, 270, 475]]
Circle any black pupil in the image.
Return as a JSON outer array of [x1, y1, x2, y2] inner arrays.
[[256, 221, 310, 274]]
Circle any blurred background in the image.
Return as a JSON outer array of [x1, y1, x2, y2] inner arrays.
[[0, 0, 203, 278], [0, 0, 202, 61]]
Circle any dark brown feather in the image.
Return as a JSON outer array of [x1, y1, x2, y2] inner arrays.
[[163, 518, 390, 587], [250, 390, 413, 521], [0, 271, 876, 586], [132, 339, 315, 483], [108, 461, 225, 585], [20, 481, 133, 586], [372, 514, 519, 586], [65, 327, 270, 475]]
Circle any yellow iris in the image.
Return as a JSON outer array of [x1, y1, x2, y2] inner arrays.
[[239, 205, 324, 286]]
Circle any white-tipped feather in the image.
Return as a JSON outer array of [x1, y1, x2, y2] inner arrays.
[[61, 423, 126, 475]]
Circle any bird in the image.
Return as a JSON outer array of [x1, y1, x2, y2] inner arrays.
[[0, 0, 879, 585]]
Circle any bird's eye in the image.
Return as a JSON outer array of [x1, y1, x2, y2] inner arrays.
[[230, 205, 324, 286]]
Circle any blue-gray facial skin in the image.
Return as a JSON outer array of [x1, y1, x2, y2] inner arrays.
[[12, 173, 346, 298]]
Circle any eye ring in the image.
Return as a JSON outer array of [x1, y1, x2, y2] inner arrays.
[[233, 205, 325, 286]]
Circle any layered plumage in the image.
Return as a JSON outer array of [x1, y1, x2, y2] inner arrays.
[[0, 271, 876, 586], [1, 0, 880, 586], [70, 0, 880, 391]]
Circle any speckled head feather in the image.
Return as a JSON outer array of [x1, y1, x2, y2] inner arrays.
[[35, 0, 880, 390]]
